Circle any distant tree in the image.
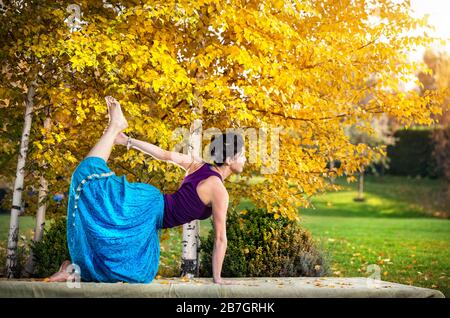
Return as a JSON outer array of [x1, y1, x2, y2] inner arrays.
[[346, 113, 395, 201], [418, 49, 450, 195]]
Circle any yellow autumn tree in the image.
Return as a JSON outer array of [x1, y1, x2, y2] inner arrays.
[[27, 0, 448, 226], [0, 0, 123, 276]]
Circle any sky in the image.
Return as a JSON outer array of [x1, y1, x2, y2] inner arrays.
[[408, 0, 450, 60], [396, 0, 449, 90]]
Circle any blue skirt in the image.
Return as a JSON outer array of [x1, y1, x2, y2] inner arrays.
[[66, 156, 165, 283]]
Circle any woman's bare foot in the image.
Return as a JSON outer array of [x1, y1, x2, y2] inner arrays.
[[45, 260, 72, 282], [105, 96, 128, 131], [114, 132, 128, 146]]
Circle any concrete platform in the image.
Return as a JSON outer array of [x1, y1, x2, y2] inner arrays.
[[0, 277, 444, 298]]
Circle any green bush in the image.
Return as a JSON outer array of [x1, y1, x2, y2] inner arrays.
[[387, 128, 441, 178], [200, 207, 330, 277], [31, 216, 69, 277], [0, 236, 29, 278]]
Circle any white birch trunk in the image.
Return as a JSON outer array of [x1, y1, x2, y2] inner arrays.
[[358, 171, 365, 200], [33, 175, 48, 243], [22, 117, 51, 277], [329, 158, 335, 184], [6, 79, 37, 278], [353, 171, 365, 202], [181, 118, 202, 277]]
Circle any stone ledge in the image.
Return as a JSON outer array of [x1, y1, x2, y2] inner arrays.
[[0, 277, 444, 298]]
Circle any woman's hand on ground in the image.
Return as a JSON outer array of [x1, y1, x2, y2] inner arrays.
[[115, 132, 128, 146]]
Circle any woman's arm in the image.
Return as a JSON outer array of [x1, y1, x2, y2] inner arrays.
[[211, 183, 229, 283], [120, 134, 204, 171], [128, 137, 169, 161]]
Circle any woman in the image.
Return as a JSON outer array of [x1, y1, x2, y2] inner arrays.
[[47, 96, 246, 284]]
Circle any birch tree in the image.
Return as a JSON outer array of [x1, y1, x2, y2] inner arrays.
[[181, 119, 203, 277], [22, 116, 51, 277], [6, 78, 36, 278]]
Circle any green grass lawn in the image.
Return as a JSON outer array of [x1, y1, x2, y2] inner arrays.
[[0, 214, 36, 275], [300, 175, 450, 296], [0, 215, 36, 242]]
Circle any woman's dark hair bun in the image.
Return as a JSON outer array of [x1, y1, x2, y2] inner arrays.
[[210, 132, 244, 166]]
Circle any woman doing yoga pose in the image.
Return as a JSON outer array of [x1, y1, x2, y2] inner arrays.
[[47, 96, 246, 285]]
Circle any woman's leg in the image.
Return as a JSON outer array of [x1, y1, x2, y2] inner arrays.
[[85, 96, 128, 163]]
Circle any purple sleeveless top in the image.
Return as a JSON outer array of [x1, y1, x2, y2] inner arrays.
[[162, 162, 223, 229]]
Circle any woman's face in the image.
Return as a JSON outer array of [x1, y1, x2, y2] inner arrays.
[[229, 147, 246, 174]]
